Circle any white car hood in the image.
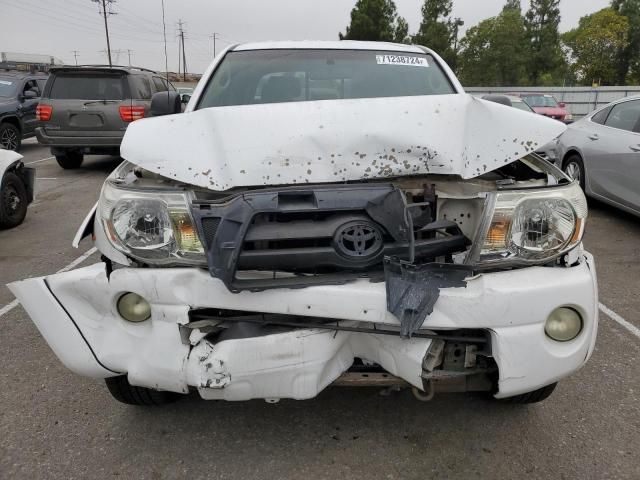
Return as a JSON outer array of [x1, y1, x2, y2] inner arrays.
[[120, 94, 566, 190]]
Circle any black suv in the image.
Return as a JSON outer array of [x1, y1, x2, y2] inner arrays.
[[0, 71, 48, 151], [36, 65, 176, 169]]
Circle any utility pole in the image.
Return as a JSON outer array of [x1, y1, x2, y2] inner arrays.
[[210, 32, 220, 58], [71, 50, 80, 66], [93, 0, 116, 67], [452, 18, 464, 55], [127, 49, 133, 67], [177, 19, 187, 81]]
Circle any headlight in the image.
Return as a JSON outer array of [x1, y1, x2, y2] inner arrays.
[[98, 164, 205, 266], [468, 182, 587, 266]]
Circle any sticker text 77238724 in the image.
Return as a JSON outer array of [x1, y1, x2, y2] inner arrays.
[[375, 55, 429, 67]]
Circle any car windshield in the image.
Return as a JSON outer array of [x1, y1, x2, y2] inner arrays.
[[0, 78, 17, 97], [523, 95, 558, 108], [197, 49, 456, 109], [49, 72, 126, 100], [512, 100, 533, 112]]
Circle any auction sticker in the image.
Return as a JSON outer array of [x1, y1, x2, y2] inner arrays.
[[376, 55, 429, 67]]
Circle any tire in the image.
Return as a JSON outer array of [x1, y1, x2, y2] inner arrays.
[[563, 154, 585, 190], [0, 172, 28, 229], [105, 376, 182, 406], [497, 382, 557, 404], [55, 151, 84, 169], [0, 122, 21, 151]]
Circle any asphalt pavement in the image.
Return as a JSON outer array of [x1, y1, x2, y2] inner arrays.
[[0, 140, 638, 479]]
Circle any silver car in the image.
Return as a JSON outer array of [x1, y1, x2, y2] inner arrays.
[[557, 96, 640, 216]]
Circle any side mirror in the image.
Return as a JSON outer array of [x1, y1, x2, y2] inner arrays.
[[150, 91, 181, 117], [559, 102, 566, 108], [22, 90, 38, 100], [181, 94, 191, 104]]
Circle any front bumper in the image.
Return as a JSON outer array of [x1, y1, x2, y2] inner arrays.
[[9, 252, 598, 400]]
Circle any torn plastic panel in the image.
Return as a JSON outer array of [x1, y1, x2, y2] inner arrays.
[[384, 259, 471, 338], [190, 183, 470, 292]]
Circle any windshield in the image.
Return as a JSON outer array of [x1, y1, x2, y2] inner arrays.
[[197, 49, 456, 109], [49, 72, 126, 100], [0, 78, 17, 98], [512, 100, 533, 112], [523, 95, 558, 108]]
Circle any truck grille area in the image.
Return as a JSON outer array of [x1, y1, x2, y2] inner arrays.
[[191, 184, 470, 292]]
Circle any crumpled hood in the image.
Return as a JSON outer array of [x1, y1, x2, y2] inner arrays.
[[121, 94, 566, 191]]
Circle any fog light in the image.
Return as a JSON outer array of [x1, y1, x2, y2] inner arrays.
[[117, 292, 151, 323], [545, 307, 582, 342]]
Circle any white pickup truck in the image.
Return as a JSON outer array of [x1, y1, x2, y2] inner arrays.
[[10, 41, 597, 407]]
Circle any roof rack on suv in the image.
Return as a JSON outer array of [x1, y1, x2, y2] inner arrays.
[[58, 64, 158, 73]]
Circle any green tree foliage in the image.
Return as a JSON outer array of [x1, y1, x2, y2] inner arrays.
[[413, 0, 457, 67], [503, 0, 521, 13], [340, 0, 409, 43], [612, 0, 640, 84], [524, 0, 564, 84], [563, 8, 629, 86], [457, 8, 528, 86]]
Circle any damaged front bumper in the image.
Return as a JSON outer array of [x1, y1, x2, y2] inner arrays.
[[9, 251, 598, 400]]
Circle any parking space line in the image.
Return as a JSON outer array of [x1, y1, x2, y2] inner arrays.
[[0, 247, 98, 319], [599, 302, 640, 339], [25, 156, 55, 165]]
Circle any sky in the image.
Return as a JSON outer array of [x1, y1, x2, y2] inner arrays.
[[0, 0, 611, 74]]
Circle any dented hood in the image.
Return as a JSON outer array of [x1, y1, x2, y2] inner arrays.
[[120, 94, 566, 190]]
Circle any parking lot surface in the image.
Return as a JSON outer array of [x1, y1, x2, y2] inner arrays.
[[1, 141, 639, 479]]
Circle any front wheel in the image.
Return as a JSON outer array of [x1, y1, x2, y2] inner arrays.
[[105, 376, 182, 406], [55, 150, 84, 169], [497, 382, 557, 404], [563, 155, 585, 190], [0, 172, 28, 229]]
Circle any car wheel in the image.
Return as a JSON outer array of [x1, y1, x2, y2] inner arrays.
[[105, 376, 182, 406], [0, 123, 21, 151], [0, 172, 29, 229], [563, 155, 585, 190], [497, 382, 557, 404], [55, 151, 84, 169]]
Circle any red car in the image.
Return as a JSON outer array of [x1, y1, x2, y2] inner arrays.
[[512, 93, 573, 123]]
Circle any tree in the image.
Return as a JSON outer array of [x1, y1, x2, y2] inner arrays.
[[612, 0, 640, 84], [413, 0, 457, 68], [503, 0, 521, 13], [524, 0, 564, 84], [340, 0, 409, 43], [563, 8, 629, 86], [457, 8, 528, 86]]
